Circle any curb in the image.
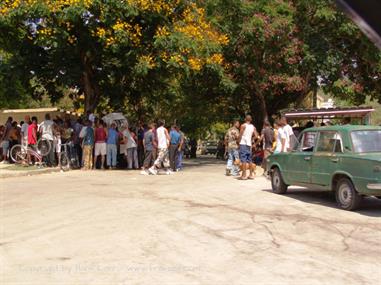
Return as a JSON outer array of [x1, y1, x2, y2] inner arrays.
[[0, 168, 61, 179]]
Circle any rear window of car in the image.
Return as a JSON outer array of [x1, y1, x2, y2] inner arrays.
[[351, 130, 381, 153]]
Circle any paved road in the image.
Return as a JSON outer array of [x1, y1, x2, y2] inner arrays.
[[1, 158, 381, 285]]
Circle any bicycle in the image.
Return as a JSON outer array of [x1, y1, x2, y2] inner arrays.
[[59, 141, 80, 171], [10, 139, 52, 166]]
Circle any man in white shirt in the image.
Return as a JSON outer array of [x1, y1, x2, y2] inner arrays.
[[39, 113, 55, 166], [21, 115, 30, 147], [281, 116, 294, 152], [149, 120, 171, 175], [239, 115, 259, 180]]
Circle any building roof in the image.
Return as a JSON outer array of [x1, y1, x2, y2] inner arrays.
[[283, 107, 375, 119], [2, 107, 60, 113], [306, 125, 381, 133]]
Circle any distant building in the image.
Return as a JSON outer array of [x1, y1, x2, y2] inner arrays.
[[321, 98, 335, 109], [0, 107, 81, 124]]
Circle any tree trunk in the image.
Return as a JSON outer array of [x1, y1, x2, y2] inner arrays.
[[312, 86, 318, 108], [294, 71, 312, 108], [251, 92, 268, 130], [81, 52, 100, 113]]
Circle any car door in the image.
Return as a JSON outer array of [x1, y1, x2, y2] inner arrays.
[[285, 131, 316, 184], [311, 131, 344, 187]]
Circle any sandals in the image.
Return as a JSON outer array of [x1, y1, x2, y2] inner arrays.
[[237, 176, 248, 180]]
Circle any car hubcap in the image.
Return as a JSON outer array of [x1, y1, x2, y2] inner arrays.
[[338, 183, 352, 205]]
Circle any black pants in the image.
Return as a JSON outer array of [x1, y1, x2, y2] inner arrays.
[[169, 144, 179, 171], [74, 143, 83, 167], [44, 140, 55, 167], [9, 140, 19, 163], [138, 145, 145, 168]]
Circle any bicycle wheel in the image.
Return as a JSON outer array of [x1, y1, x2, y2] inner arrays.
[[37, 139, 51, 156], [60, 152, 70, 171], [10, 145, 27, 164]]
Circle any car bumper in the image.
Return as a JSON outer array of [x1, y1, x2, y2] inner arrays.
[[367, 183, 381, 190]]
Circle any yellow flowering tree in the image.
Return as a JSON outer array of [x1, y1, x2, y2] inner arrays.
[[0, 0, 228, 112]]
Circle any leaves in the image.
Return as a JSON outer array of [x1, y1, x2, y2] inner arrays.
[[0, 0, 228, 113]]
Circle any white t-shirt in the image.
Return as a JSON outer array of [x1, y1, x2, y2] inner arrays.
[[275, 127, 287, 153], [21, 122, 29, 138], [89, 113, 95, 123], [39, 120, 54, 140], [239, 123, 255, 146], [157, 126, 168, 149], [283, 124, 294, 150], [123, 129, 137, 149]]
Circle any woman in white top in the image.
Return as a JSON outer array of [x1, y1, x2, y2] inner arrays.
[[123, 127, 138, 169]]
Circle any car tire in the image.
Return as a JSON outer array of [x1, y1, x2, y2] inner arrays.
[[335, 178, 362, 211], [271, 168, 288, 194]]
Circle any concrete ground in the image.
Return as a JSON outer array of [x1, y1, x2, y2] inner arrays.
[[1, 158, 381, 285], [0, 163, 60, 179]]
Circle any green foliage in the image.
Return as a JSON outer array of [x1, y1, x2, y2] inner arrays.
[[294, 0, 381, 105], [202, 0, 381, 128], [0, 0, 227, 114], [0, 0, 381, 133], [204, 0, 308, 127]]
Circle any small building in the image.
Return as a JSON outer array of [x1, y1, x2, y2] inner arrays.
[[283, 106, 375, 125], [0, 107, 81, 124]]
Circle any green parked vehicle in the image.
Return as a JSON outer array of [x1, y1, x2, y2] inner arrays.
[[267, 125, 381, 211]]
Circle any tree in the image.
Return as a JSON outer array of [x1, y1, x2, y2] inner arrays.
[[293, 0, 381, 106], [203, 0, 307, 127], [204, 0, 381, 128], [0, 0, 228, 112]]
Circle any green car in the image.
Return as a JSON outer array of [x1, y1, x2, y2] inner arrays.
[[267, 125, 381, 211]]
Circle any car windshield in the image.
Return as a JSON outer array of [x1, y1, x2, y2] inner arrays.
[[351, 130, 381, 153]]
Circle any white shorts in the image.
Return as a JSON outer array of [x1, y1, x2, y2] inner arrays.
[[94, 142, 107, 156], [22, 136, 28, 147], [54, 138, 62, 153]]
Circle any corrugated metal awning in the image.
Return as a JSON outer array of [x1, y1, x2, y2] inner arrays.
[[2, 108, 59, 113], [284, 107, 375, 119]]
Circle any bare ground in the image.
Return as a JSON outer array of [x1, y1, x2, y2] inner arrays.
[[1, 158, 381, 285]]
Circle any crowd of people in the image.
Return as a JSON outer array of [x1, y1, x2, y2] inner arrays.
[[223, 115, 355, 180], [1, 111, 352, 179], [224, 115, 299, 180], [0, 113, 187, 175]]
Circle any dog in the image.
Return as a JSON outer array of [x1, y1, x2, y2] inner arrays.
[[234, 158, 257, 175]]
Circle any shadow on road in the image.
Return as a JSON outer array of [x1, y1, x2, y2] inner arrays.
[[263, 188, 381, 217], [183, 156, 226, 169]]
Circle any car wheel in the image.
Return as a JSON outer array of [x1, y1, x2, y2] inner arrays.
[[271, 168, 288, 194], [335, 178, 362, 211]]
